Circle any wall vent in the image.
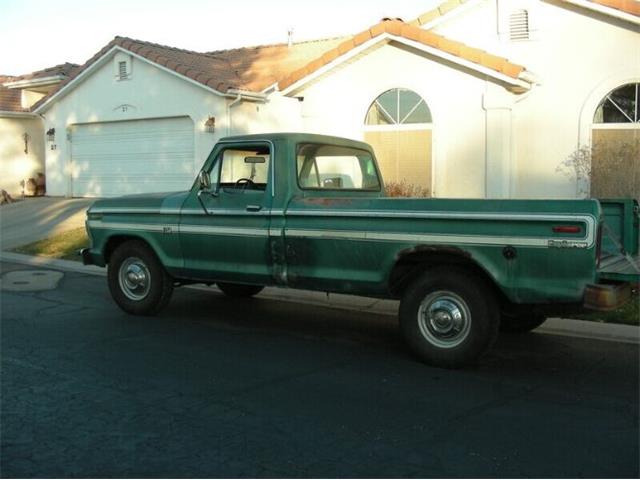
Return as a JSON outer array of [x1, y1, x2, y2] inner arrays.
[[509, 9, 530, 41], [118, 61, 128, 80]]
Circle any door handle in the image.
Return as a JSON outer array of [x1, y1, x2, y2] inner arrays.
[[246, 205, 262, 212]]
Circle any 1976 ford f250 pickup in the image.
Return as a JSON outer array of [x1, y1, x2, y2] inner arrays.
[[82, 133, 640, 367]]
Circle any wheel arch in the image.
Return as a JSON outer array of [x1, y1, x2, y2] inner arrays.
[[388, 245, 509, 306], [103, 234, 156, 264]]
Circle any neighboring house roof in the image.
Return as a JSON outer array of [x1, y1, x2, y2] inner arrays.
[[208, 37, 347, 92], [278, 19, 527, 91], [33, 36, 341, 111], [7, 62, 80, 83], [0, 75, 25, 112], [408, 0, 473, 28]]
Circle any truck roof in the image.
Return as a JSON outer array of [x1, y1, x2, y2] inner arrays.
[[218, 132, 373, 151]]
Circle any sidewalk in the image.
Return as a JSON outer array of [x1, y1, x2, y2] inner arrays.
[[1, 250, 638, 345]]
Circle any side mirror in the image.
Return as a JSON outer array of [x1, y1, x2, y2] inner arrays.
[[198, 170, 211, 190]]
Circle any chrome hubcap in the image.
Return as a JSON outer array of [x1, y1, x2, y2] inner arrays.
[[417, 291, 471, 348], [118, 257, 151, 301]]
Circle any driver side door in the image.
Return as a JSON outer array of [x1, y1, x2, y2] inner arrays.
[[179, 141, 273, 284]]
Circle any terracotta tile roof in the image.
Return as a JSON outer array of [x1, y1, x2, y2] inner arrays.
[[408, 0, 471, 27], [208, 37, 346, 92], [582, 0, 640, 16], [278, 19, 526, 91], [0, 75, 25, 112], [8, 62, 80, 83], [32, 19, 528, 111], [31, 35, 346, 110]]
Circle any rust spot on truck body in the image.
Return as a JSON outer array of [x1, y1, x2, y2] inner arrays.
[[301, 197, 355, 207]]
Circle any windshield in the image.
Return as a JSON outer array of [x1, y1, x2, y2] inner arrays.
[[296, 144, 381, 191]]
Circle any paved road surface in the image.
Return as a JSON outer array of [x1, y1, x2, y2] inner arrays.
[[1, 261, 638, 478]]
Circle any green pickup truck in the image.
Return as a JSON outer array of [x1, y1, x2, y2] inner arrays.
[[82, 133, 639, 367]]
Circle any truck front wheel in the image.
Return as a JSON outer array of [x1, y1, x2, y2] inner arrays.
[[108, 240, 174, 315], [399, 267, 499, 368]]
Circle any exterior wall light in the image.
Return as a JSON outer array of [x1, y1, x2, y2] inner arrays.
[[46, 128, 55, 142], [204, 116, 215, 133]]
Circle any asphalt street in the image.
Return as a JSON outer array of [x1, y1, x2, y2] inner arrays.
[[1, 261, 638, 478]]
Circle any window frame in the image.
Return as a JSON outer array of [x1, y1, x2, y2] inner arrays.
[[593, 83, 640, 125], [210, 141, 274, 196]]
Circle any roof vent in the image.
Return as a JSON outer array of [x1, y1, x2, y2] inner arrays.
[[381, 17, 404, 22], [509, 9, 530, 41]]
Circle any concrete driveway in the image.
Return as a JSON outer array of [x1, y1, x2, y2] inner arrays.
[[0, 197, 95, 250]]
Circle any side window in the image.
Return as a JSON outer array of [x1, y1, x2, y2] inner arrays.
[[297, 143, 381, 191], [217, 145, 270, 192]]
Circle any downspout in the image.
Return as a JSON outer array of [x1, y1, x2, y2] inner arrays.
[[227, 93, 242, 136]]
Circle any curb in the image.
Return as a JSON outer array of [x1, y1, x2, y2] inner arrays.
[[2, 251, 638, 345]]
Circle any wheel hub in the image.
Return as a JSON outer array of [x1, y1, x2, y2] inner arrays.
[[118, 257, 151, 301], [417, 291, 471, 348]]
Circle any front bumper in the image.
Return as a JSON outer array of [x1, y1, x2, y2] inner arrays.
[[80, 248, 93, 266]]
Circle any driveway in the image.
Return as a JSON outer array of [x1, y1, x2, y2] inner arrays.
[[0, 197, 95, 250], [1, 260, 638, 478]]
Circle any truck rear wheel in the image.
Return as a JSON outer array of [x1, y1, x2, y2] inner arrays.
[[108, 240, 174, 316], [399, 267, 499, 368], [217, 282, 264, 298], [500, 313, 547, 333]]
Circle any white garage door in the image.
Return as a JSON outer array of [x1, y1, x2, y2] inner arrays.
[[70, 117, 195, 197]]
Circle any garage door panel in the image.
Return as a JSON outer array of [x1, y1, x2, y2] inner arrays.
[[71, 117, 195, 197]]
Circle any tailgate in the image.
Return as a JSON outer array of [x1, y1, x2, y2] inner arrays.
[[598, 199, 640, 283]]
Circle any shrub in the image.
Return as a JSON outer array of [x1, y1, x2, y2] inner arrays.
[[384, 180, 431, 198]]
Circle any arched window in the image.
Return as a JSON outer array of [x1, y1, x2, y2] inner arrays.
[[365, 88, 432, 125], [364, 89, 433, 195], [594, 83, 639, 123], [590, 82, 639, 200]]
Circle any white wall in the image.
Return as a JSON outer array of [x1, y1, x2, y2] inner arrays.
[[41, 50, 305, 197], [293, 42, 490, 198], [0, 116, 44, 197], [433, 0, 640, 198]]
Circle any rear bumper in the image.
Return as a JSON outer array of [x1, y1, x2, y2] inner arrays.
[[583, 282, 632, 311]]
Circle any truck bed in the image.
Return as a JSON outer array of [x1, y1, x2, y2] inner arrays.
[[599, 253, 640, 282]]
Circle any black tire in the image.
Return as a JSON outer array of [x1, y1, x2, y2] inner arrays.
[[217, 282, 264, 298], [500, 313, 547, 333], [107, 240, 174, 315], [399, 267, 499, 368]]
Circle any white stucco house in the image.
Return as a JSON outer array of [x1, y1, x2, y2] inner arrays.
[[0, 63, 78, 197], [4, 0, 639, 199]]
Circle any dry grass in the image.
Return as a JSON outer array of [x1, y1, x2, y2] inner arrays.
[[384, 181, 431, 198], [12, 227, 89, 261]]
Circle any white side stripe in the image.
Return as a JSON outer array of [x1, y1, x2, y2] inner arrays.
[[284, 229, 556, 247]]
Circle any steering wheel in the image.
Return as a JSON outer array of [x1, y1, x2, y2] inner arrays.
[[235, 178, 255, 189]]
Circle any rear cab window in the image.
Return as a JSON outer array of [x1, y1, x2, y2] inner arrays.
[[296, 143, 381, 191]]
